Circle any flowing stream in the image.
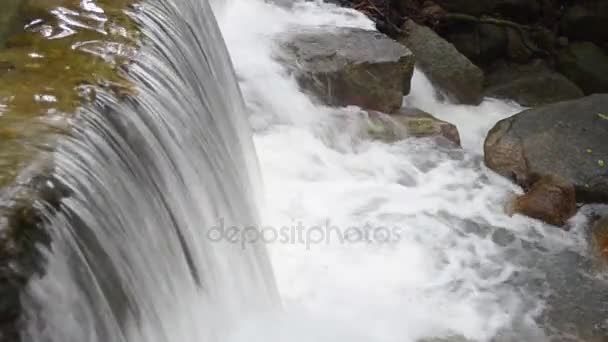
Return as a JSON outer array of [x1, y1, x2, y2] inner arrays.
[[17, 0, 606, 341], [219, 1, 598, 341]]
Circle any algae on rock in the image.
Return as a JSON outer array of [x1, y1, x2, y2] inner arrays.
[[0, 0, 137, 188]]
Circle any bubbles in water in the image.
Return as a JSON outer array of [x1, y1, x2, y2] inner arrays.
[[218, 1, 595, 341]]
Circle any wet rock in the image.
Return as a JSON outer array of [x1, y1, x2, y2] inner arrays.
[[484, 61, 584, 106], [366, 108, 461, 146], [510, 175, 577, 227], [435, 0, 541, 22], [279, 27, 415, 113], [592, 216, 608, 261], [0, 0, 23, 48], [484, 94, 608, 203], [560, 4, 608, 45], [399, 20, 484, 105], [557, 42, 608, 95], [438, 23, 508, 67], [0, 172, 69, 341]]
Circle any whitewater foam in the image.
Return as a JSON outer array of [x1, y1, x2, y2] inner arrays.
[[218, 1, 590, 341]]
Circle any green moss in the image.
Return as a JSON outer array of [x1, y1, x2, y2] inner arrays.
[[405, 117, 436, 136], [0, 0, 137, 188]]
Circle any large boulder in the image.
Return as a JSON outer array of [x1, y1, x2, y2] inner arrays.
[[484, 94, 608, 203], [0, 0, 23, 47], [557, 42, 608, 95], [366, 107, 461, 146], [484, 61, 584, 106], [399, 20, 484, 105], [560, 3, 608, 45], [279, 27, 415, 113], [438, 23, 508, 67]]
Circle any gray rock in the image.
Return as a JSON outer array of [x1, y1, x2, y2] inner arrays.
[[279, 27, 415, 113], [439, 23, 508, 67], [484, 61, 584, 106], [484, 94, 608, 203], [399, 20, 484, 105], [557, 42, 608, 95]]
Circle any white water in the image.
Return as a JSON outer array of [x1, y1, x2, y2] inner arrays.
[[218, 1, 590, 341]]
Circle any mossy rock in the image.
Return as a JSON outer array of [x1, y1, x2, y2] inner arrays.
[[0, 0, 24, 48], [0, 1, 138, 339], [365, 108, 461, 146], [0, 0, 137, 188]]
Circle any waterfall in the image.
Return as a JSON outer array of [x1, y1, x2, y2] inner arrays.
[[22, 0, 278, 341]]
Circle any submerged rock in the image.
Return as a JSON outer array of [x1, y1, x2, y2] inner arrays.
[[592, 216, 608, 261], [279, 27, 414, 113], [557, 42, 608, 95], [0, 0, 23, 48], [366, 108, 460, 146], [399, 20, 484, 105], [484, 61, 584, 106], [510, 175, 577, 227], [484, 94, 608, 203]]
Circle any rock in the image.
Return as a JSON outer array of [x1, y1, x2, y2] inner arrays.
[[560, 4, 608, 45], [435, 0, 541, 22], [0, 0, 22, 48], [366, 108, 461, 146], [0, 172, 69, 341], [511, 175, 577, 227], [439, 23, 508, 67], [484, 94, 608, 203], [592, 216, 608, 261], [400, 20, 484, 105], [484, 61, 584, 106], [279, 27, 415, 113], [557, 42, 608, 95]]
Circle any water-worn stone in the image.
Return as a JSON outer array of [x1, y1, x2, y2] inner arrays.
[[366, 108, 460, 146], [399, 20, 484, 105], [592, 216, 608, 261], [279, 27, 415, 113], [511, 175, 577, 227], [484, 61, 584, 106], [557, 42, 608, 95], [484, 94, 608, 203], [0, 0, 23, 48]]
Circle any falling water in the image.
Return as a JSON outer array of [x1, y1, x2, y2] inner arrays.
[[22, 0, 277, 341]]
